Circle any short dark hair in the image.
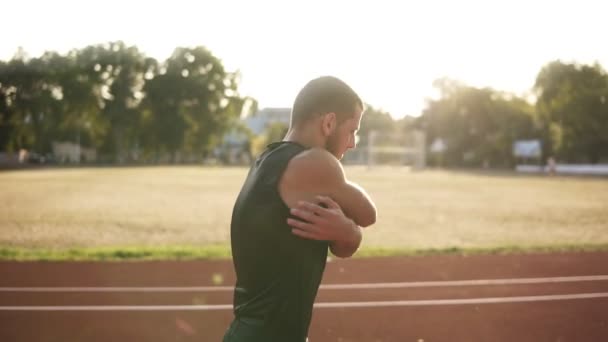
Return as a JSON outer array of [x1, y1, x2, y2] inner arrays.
[[290, 76, 363, 127]]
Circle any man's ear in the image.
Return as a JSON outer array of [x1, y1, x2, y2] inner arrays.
[[321, 112, 337, 136]]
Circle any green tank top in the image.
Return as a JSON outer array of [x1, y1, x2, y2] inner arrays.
[[226, 141, 329, 341]]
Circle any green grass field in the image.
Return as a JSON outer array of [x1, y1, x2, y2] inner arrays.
[[1, 166, 607, 260]]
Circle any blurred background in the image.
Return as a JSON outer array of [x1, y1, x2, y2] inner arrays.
[[2, 0, 607, 169], [1, 3, 608, 341], [1, 0, 607, 254]]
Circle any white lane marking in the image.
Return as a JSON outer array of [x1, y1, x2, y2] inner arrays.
[[1, 275, 608, 292], [1, 292, 608, 311], [315, 292, 608, 308], [321, 275, 608, 290]]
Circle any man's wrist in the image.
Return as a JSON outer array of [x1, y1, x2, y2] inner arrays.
[[330, 220, 361, 258], [340, 218, 361, 247]]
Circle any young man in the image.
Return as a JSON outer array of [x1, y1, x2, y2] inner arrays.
[[223, 76, 377, 341]]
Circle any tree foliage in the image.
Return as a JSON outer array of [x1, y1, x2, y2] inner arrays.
[[0, 42, 248, 164], [534, 61, 608, 163]]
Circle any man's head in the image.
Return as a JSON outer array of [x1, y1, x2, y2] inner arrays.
[[290, 76, 364, 159]]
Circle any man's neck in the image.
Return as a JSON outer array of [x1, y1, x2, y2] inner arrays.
[[283, 125, 325, 149]]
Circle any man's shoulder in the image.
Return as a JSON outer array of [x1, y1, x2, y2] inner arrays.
[[283, 148, 344, 187], [291, 148, 342, 173]]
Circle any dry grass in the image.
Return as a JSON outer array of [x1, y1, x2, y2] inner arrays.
[[1, 166, 607, 251], [353, 167, 608, 250]]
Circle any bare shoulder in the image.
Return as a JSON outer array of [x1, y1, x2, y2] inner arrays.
[[279, 148, 345, 207], [280, 147, 376, 226], [286, 148, 345, 184]]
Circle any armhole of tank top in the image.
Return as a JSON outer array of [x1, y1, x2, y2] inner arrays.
[[274, 145, 307, 212]]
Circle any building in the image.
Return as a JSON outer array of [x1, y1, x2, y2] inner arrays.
[[218, 107, 291, 164], [243, 107, 291, 135]]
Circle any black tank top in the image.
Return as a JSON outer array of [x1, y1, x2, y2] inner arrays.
[[229, 141, 329, 341]]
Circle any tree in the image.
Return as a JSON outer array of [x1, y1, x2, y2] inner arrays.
[[1, 43, 251, 164], [75, 42, 148, 162], [358, 104, 396, 147], [0, 60, 14, 151], [419, 79, 537, 167], [44, 50, 105, 155], [0, 53, 62, 154], [534, 61, 608, 163], [263, 121, 289, 146], [142, 46, 244, 162]]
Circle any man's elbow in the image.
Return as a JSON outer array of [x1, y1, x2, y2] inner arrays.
[[330, 247, 356, 259], [359, 206, 377, 228], [330, 241, 359, 258]]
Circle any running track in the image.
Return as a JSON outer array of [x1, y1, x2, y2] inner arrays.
[[1, 252, 607, 341]]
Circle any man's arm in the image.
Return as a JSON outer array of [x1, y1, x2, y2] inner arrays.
[[287, 196, 363, 258], [279, 148, 377, 227], [329, 226, 362, 258], [279, 148, 377, 257]]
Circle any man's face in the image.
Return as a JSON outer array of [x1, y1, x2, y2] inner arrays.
[[325, 106, 363, 160]]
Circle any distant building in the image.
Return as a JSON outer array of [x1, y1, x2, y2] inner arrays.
[[244, 107, 291, 135], [218, 107, 291, 164]]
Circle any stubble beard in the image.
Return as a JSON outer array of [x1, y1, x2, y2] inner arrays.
[[325, 132, 342, 160]]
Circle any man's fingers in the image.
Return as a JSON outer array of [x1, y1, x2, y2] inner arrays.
[[296, 201, 328, 216], [316, 195, 340, 210], [291, 228, 320, 240], [290, 207, 321, 223], [288, 219, 325, 240], [287, 217, 317, 231]]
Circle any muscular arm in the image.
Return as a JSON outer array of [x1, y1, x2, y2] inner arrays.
[[328, 220, 362, 258], [279, 148, 377, 257], [279, 148, 377, 227]]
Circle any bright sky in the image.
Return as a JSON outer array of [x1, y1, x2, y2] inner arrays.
[[3, 0, 607, 118]]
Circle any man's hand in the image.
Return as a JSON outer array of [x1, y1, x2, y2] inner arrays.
[[287, 195, 362, 258]]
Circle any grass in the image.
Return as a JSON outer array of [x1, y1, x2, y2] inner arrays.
[[2, 243, 608, 261], [1, 166, 608, 260], [0, 245, 232, 261]]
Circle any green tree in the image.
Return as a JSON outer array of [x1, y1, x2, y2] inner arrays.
[[45, 50, 105, 156], [76, 42, 148, 162], [263, 121, 289, 147], [358, 104, 396, 147], [419, 78, 537, 167], [142, 46, 244, 162], [0, 60, 15, 151], [0, 51, 62, 154], [534, 61, 608, 163]]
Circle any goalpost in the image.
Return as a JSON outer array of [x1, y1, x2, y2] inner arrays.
[[366, 130, 426, 169]]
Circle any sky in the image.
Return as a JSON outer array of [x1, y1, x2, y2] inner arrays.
[[2, 0, 607, 118]]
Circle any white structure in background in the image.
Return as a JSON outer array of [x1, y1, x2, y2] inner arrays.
[[52, 141, 97, 164], [514, 139, 543, 173], [366, 130, 426, 169], [429, 138, 446, 154], [514, 139, 608, 176], [517, 162, 608, 176], [549, 164, 608, 175], [513, 140, 542, 164], [428, 138, 447, 167]]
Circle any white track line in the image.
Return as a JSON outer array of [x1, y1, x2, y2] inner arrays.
[[1, 275, 608, 292], [321, 275, 608, 290], [1, 292, 608, 311]]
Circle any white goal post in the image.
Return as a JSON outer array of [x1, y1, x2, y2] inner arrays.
[[367, 130, 426, 169]]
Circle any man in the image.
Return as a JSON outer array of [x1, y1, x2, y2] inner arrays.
[[223, 76, 377, 341]]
